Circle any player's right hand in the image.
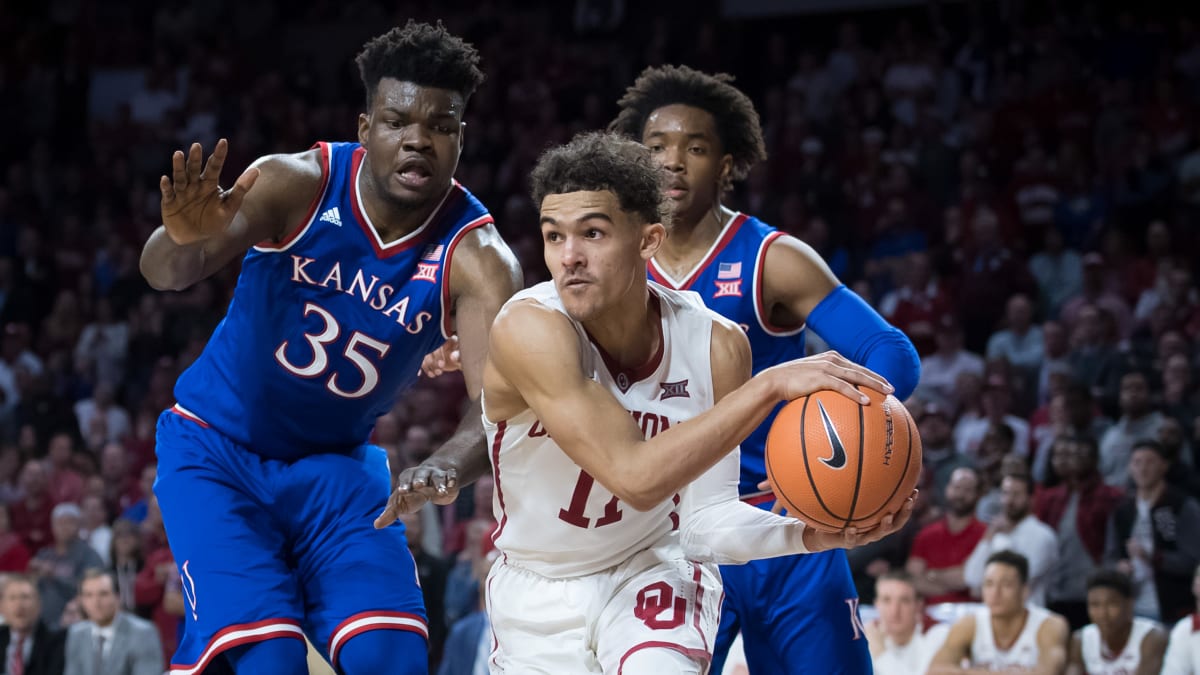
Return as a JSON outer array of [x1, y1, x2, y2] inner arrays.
[[419, 335, 462, 378], [160, 139, 260, 246], [764, 351, 893, 404], [374, 460, 461, 528]]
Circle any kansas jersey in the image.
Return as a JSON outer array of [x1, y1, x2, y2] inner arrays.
[[971, 606, 1053, 670], [484, 281, 723, 578], [174, 141, 492, 460], [1081, 617, 1159, 675], [648, 213, 802, 496]]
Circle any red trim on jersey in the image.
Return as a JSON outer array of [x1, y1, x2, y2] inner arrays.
[[348, 148, 464, 258], [490, 421, 509, 558], [690, 562, 709, 653], [741, 492, 774, 507], [327, 611, 428, 666], [439, 214, 496, 338], [1192, 613, 1200, 632], [647, 213, 749, 290], [584, 293, 664, 392], [755, 231, 802, 335], [169, 404, 210, 428], [255, 142, 330, 250], [168, 619, 305, 675], [617, 642, 710, 674]]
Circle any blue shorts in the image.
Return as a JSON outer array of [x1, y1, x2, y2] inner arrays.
[[712, 547, 872, 675], [155, 406, 427, 674]]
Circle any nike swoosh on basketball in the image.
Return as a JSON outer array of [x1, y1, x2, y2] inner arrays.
[[816, 400, 847, 469]]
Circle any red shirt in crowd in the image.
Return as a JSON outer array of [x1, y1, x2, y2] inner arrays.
[[909, 517, 988, 605]]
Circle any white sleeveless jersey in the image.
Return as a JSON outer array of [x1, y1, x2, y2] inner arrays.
[[484, 281, 727, 578], [971, 606, 1053, 669], [1163, 614, 1200, 674], [1081, 618, 1158, 675]]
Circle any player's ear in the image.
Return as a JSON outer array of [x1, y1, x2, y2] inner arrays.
[[358, 113, 371, 147], [718, 154, 734, 191], [459, 122, 466, 152], [640, 221, 667, 261]]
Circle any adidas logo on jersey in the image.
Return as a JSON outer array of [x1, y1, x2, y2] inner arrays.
[[319, 207, 343, 227]]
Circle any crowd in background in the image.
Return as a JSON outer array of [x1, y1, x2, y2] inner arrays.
[[4, 0, 1200, 671]]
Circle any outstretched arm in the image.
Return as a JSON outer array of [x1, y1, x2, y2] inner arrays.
[[141, 140, 322, 291], [764, 235, 921, 399], [678, 319, 914, 562], [375, 225, 523, 526]]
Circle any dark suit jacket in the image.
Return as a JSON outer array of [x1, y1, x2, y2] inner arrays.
[[0, 622, 66, 675]]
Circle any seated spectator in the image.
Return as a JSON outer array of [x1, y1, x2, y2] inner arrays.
[[1036, 435, 1124, 630], [879, 250, 953, 356], [907, 467, 988, 605], [919, 316, 985, 404], [64, 568, 163, 675], [132, 498, 180, 663], [78, 497, 110, 568], [42, 434, 83, 507], [1061, 254, 1133, 342], [397, 510, 448, 668], [30, 503, 103, 626], [956, 375, 1031, 460], [0, 574, 66, 675], [437, 549, 497, 675], [1162, 564, 1200, 673], [915, 401, 972, 508], [864, 571, 950, 674], [987, 293, 1044, 375], [1066, 569, 1167, 675], [929, 551, 1070, 673], [1106, 440, 1200, 624], [965, 473, 1059, 606], [1100, 370, 1166, 487], [11, 461, 55, 553], [106, 520, 141, 614], [72, 382, 129, 450], [0, 504, 31, 572], [1033, 384, 1112, 485], [117, 467, 155, 525], [1028, 227, 1082, 319]]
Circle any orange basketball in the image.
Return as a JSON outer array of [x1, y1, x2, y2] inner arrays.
[[765, 387, 921, 533]]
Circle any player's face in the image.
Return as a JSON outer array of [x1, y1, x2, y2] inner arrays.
[[1086, 586, 1132, 639], [874, 579, 920, 638], [641, 104, 732, 226], [358, 78, 465, 208], [540, 190, 664, 323], [981, 562, 1026, 618]]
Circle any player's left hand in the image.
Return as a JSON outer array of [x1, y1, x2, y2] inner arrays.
[[802, 489, 918, 553], [375, 459, 461, 528]]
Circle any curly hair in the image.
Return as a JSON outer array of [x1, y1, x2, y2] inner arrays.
[[530, 132, 668, 226], [609, 65, 767, 185], [1086, 568, 1133, 598], [355, 20, 485, 108]]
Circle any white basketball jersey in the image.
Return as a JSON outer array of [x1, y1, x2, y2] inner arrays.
[[1163, 614, 1200, 675], [1081, 618, 1158, 675], [971, 606, 1052, 670], [484, 281, 725, 578]]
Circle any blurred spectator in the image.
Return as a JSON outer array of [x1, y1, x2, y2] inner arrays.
[[64, 569, 163, 675], [864, 571, 949, 674], [1067, 569, 1167, 674], [71, 299, 128, 390], [132, 499, 180, 662], [12, 461, 55, 553], [437, 549, 497, 675], [964, 473, 1058, 606], [1100, 370, 1166, 487], [72, 385, 129, 451], [43, 435, 83, 507], [916, 401, 971, 508], [0, 505, 31, 573], [1162, 563, 1200, 673], [1032, 385, 1113, 485], [955, 205, 1037, 353], [30, 503, 103, 626], [918, 316, 984, 404], [106, 520, 141, 614], [1028, 228, 1083, 320], [986, 294, 1044, 381], [955, 375, 1031, 461], [1036, 435, 1124, 630], [0, 574, 66, 675], [1062, 255, 1134, 341], [1106, 440, 1200, 624], [78, 497, 110, 569], [398, 511, 448, 668], [906, 467, 987, 605], [879, 251, 953, 356]]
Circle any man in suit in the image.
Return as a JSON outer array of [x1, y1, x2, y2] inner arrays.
[[0, 574, 65, 675], [64, 569, 161, 675]]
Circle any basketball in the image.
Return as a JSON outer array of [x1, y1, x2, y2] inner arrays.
[[765, 388, 921, 534]]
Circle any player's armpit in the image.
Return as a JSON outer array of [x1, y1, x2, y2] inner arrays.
[[1063, 632, 1084, 675], [760, 233, 840, 325], [1136, 627, 1168, 675], [926, 614, 977, 675]]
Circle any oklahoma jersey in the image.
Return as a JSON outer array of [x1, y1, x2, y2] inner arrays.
[[648, 212, 801, 496], [1081, 618, 1159, 675], [971, 606, 1054, 670], [484, 281, 724, 578], [173, 141, 491, 460], [1163, 614, 1200, 674]]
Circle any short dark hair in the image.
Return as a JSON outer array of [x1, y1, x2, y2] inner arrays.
[[355, 20, 485, 108], [1000, 471, 1034, 495], [986, 550, 1029, 584], [1087, 568, 1133, 598], [1131, 438, 1170, 461], [79, 568, 117, 594], [529, 132, 667, 226], [876, 570, 921, 597], [609, 65, 767, 188]]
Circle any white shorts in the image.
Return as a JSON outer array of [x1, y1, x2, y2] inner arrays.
[[486, 542, 722, 674]]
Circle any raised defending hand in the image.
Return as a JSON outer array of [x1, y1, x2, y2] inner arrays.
[[419, 335, 462, 378], [160, 139, 260, 246], [764, 351, 893, 404], [374, 459, 461, 529]]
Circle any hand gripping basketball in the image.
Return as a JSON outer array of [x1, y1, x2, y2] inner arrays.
[[763, 351, 893, 405], [160, 139, 260, 246]]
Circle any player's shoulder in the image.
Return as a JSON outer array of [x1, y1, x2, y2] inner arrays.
[[1171, 613, 1199, 637], [1039, 608, 1070, 635], [247, 145, 328, 208], [494, 284, 572, 337]]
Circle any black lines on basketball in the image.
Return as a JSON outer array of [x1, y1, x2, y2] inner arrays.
[[798, 394, 843, 526]]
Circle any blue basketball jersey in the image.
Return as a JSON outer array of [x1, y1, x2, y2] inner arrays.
[[648, 213, 804, 496], [174, 141, 492, 460]]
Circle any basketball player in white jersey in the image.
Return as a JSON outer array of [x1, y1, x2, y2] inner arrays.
[[1067, 569, 1167, 675], [929, 551, 1070, 674], [1162, 564, 1200, 674], [477, 132, 916, 674]]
